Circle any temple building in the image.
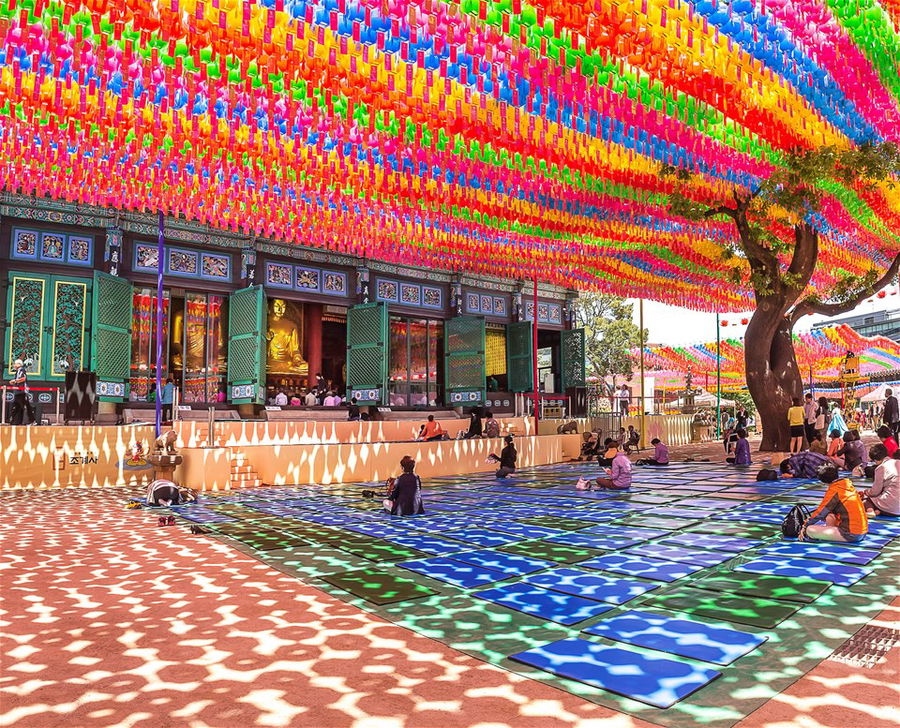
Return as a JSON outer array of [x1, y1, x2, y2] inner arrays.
[[2, 193, 586, 417]]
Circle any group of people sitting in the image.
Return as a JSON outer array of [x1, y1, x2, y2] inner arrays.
[[578, 425, 643, 461], [416, 409, 502, 442], [382, 435, 519, 514]]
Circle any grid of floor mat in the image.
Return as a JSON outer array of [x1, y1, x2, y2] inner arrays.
[[170, 461, 900, 727]]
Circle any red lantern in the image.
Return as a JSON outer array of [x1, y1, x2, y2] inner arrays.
[[878, 290, 886, 298], [741, 318, 749, 325], [721, 320, 728, 327]]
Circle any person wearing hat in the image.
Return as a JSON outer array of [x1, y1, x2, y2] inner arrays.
[[386, 456, 425, 516], [488, 435, 518, 478], [6, 358, 35, 425]]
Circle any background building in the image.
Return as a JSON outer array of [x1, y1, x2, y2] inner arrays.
[[812, 310, 900, 342], [2, 193, 585, 418]]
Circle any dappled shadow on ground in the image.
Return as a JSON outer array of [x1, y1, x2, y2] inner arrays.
[[0, 488, 652, 728]]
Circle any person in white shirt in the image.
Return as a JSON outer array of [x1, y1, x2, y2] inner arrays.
[[304, 389, 318, 407], [615, 384, 630, 416], [274, 389, 288, 406], [860, 443, 900, 516]]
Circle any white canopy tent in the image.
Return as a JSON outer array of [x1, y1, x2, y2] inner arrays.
[[860, 384, 891, 403], [671, 390, 736, 408]]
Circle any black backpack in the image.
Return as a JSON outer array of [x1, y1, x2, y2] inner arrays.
[[756, 468, 779, 481], [781, 504, 812, 538]]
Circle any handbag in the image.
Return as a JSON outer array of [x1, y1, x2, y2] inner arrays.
[[383, 498, 394, 512], [781, 504, 812, 539]]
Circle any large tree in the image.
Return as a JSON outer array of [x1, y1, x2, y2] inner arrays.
[[665, 143, 900, 450], [575, 293, 647, 400]]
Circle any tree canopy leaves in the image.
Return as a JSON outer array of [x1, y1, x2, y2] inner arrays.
[[574, 293, 647, 390]]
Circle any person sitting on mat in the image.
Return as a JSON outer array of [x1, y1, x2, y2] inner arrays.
[[487, 435, 518, 478], [637, 438, 669, 466], [595, 446, 632, 490], [858, 444, 900, 517], [463, 407, 483, 439], [827, 429, 844, 464], [798, 463, 868, 543], [596, 438, 618, 467], [779, 450, 831, 479], [808, 431, 827, 456], [876, 425, 899, 458], [726, 428, 751, 465], [835, 430, 866, 473], [386, 456, 425, 516], [418, 415, 446, 442]]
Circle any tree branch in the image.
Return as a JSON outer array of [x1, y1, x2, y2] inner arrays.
[[786, 223, 819, 284], [790, 252, 900, 325], [703, 205, 737, 219]]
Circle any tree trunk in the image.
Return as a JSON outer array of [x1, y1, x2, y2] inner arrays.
[[745, 306, 803, 451]]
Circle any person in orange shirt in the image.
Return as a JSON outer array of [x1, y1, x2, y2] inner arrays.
[[799, 463, 868, 543], [418, 415, 445, 442]]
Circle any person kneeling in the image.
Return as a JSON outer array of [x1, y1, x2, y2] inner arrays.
[[596, 447, 632, 490], [488, 435, 517, 478], [637, 438, 669, 466], [798, 463, 868, 543], [385, 456, 425, 516]]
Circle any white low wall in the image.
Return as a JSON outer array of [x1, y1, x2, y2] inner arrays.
[[539, 414, 696, 447]]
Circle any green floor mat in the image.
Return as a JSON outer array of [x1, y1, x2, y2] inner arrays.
[[320, 567, 438, 605], [647, 586, 802, 628], [337, 537, 428, 563], [259, 546, 372, 577], [499, 540, 607, 564], [516, 516, 599, 531], [689, 574, 832, 603], [233, 533, 314, 551]]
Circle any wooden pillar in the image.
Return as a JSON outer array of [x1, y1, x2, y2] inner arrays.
[[305, 302, 323, 390]]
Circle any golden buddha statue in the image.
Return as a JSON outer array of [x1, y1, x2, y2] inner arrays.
[[266, 298, 308, 375]]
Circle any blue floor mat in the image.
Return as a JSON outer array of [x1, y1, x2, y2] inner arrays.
[[441, 528, 522, 548], [757, 542, 881, 565], [523, 568, 660, 604], [397, 556, 510, 588], [582, 524, 674, 540], [620, 544, 734, 568], [509, 638, 720, 708], [472, 582, 614, 625], [546, 533, 646, 550], [659, 532, 764, 553], [736, 557, 871, 586], [384, 534, 472, 556], [487, 523, 567, 540], [579, 554, 706, 582], [583, 609, 767, 665], [449, 549, 556, 575]]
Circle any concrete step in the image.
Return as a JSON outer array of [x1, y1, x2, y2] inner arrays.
[[231, 465, 253, 474], [231, 478, 261, 489]]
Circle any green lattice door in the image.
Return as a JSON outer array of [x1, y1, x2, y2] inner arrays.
[[227, 285, 266, 405], [5, 272, 92, 382], [561, 328, 586, 390], [91, 271, 133, 401], [445, 316, 485, 406], [346, 302, 388, 404], [506, 321, 534, 393]]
